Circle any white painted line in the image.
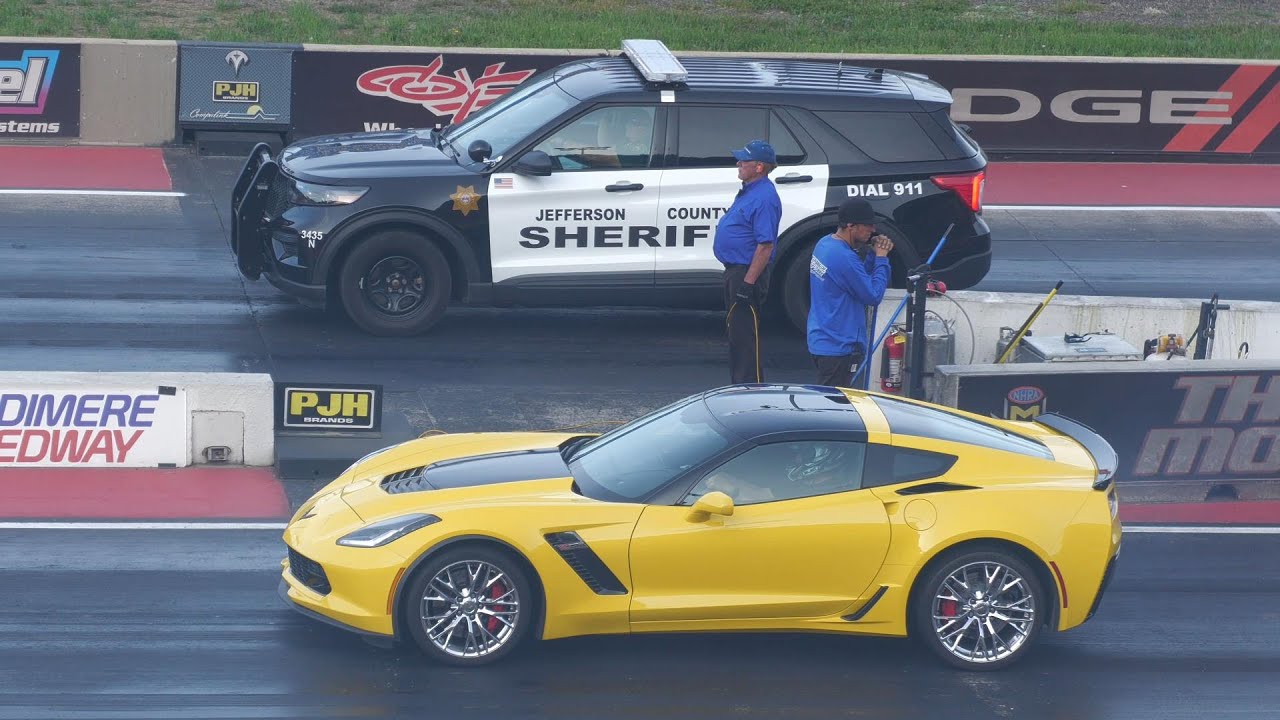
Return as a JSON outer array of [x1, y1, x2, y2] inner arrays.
[[0, 189, 186, 197], [987, 204, 1279, 213], [1267, 212, 1280, 228], [0, 521, 286, 530], [1122, 525, 1280, 535]]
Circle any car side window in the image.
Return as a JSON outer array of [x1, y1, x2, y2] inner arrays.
[[676, 106, 806, 167], [531, 106, 657, 171], [769, 111, 806, 164], [676, 106, 769, 168], [681, 440, 866, 506], [814, 110, 946, 163]]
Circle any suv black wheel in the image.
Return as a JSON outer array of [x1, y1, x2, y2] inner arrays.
[[338, 230, 451, 336], [404, 546, 536, 666], [912, 547, 1045, 671]]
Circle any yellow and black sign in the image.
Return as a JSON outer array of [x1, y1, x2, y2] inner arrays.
[[275, 383, 382, 433], [213, 81, 260, 103]]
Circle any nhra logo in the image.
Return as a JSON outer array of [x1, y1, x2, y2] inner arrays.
[[0, 49, 59, 114], [277, 384, 383, 433], [1003, 385, 1047, 421], [356, 56, 538, 124]]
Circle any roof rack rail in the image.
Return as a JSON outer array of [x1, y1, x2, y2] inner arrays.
[[621, 39, 688, 83]]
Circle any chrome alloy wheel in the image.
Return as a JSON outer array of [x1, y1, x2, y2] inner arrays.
[[419, 560, 520, 659], [931, 560, 1036, 665]]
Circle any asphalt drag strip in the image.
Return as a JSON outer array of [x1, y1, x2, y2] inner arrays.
[[0, 528, 1277, 719]]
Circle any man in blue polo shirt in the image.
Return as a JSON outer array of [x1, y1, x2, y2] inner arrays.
[[713, 139, 783, 384], [808, 198, 894, 387]]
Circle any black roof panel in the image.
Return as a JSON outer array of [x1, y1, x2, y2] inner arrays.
[[553, 56, 947, 110], [700, 384, 867, 439]]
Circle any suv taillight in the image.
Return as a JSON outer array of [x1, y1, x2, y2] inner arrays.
[[932, 170, 985, 213]]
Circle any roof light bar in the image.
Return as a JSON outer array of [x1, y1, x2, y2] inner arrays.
[[622, 39, 688, 83]]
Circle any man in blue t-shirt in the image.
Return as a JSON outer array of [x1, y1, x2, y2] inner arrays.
[[807, 198, 894, 388], [713, 139, 783, 384]]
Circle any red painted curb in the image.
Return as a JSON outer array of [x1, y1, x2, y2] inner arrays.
[[1119, 500, 1280, 525], [985, 161, 1280, 208], [0, 467, 289, 520], [0, 147, 173, 191]]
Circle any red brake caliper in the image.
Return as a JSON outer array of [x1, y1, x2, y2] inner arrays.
[[940, 599, 959, 617], [486, 581, 506, 633]]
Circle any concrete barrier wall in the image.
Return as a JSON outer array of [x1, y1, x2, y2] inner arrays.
[[80, 39, 177, 146], [0, 372, 273, 467]]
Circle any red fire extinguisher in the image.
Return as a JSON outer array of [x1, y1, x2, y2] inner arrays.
[[881, 330, 907, 393]]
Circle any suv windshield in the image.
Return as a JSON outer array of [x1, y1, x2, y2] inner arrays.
[[569, 397, 739, 502], [444, 73, 577, 160]]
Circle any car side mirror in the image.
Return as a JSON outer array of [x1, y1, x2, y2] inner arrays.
[[687, 491, 734, 522], [467, 139, 493, 163], [513, 150, 553, 177]]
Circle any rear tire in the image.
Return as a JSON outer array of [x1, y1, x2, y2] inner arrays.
[[912, 548, 1045, 671], [337, 230, 451, 336], [404, 546, 536, 667]]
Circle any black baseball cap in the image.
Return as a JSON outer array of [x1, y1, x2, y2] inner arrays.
[[838, 198, 876, 226]]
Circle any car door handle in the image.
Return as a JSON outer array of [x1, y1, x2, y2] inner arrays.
[[776, 174, 813, 184], [605, 182, 644, 192]]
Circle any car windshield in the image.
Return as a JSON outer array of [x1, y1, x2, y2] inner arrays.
[[569, 397, 738, 502], [444, 72, 577, 160]]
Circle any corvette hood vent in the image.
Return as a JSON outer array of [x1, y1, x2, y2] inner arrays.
[[379, 465, 430, 494], [379, 449, 571, 495]]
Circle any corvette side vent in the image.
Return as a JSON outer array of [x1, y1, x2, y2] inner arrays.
[[896, 481, 979, 496], [379, 466, 429, 494], [545, 531, 628, 595]]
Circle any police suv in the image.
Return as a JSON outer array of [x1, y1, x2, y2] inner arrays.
[[231, 40, 992, 336]]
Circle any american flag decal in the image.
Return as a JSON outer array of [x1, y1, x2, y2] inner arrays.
[[494, 177, 513, 189]]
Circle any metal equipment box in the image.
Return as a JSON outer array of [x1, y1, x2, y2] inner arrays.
[[1015, 333, 1142, 362]]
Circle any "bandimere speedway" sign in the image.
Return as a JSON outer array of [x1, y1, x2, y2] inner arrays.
[[0, 387, 187, 467]]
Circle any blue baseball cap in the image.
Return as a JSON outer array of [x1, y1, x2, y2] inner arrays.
[[731, 139, 776, 164]]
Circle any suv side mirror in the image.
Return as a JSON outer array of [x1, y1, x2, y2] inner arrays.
[[512, 150, 553, 177], [467, 139, 493, 163], [687, 491, 734, 522]]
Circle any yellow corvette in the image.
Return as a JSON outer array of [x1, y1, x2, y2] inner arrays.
[[279, 384, 1121, 671]]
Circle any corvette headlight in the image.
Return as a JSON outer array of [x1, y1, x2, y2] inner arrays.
[[291, 179, 368, 206], [336, 513, 441, 548]]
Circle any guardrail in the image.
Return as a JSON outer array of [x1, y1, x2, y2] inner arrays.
[[2, 35, 1277, 161]]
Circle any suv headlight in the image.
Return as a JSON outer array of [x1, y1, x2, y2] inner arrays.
[[291, 179, 369, 206], [337, 513, 441, 548]]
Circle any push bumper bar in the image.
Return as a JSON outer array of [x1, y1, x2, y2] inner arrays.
[[230, 142, 279, 281]]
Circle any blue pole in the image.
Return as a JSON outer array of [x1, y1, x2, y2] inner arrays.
[[852, 223, 954, 387]]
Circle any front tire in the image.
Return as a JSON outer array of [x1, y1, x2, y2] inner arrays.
[[337, 230, 452, 336], [404, 546, 535, 666], [912, 549, 1045, 671]]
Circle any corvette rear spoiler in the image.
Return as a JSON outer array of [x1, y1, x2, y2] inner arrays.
[[1034, 413, 1118, 490]]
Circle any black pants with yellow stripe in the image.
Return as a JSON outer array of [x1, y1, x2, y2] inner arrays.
[[723, 263, 770, 385]]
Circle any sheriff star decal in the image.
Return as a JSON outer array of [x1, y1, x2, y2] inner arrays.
[[449, 185, 481, 216]]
